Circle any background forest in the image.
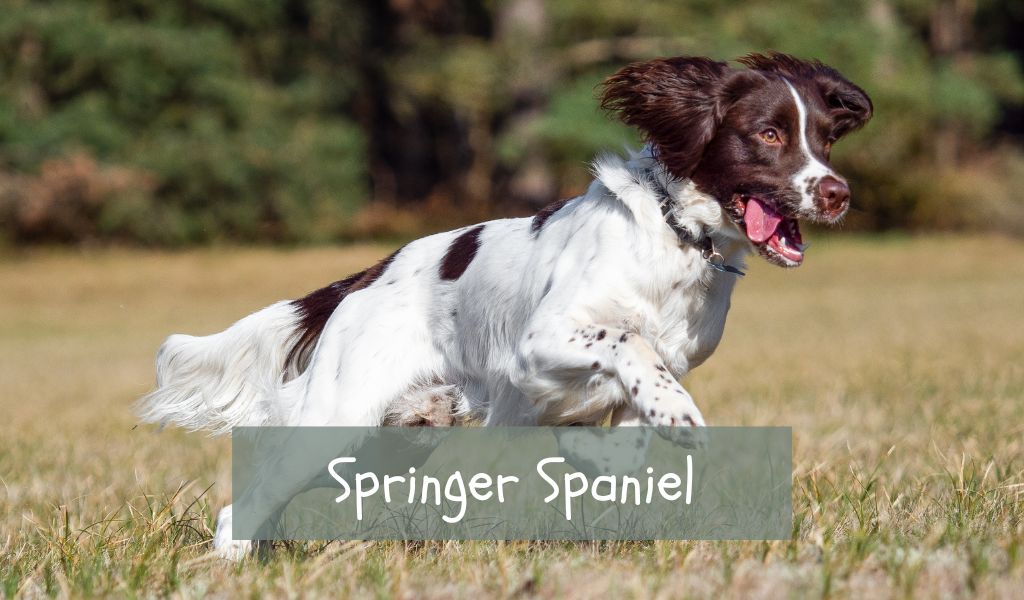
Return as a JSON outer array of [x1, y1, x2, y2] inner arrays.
[[1, 0, 1023, 245]]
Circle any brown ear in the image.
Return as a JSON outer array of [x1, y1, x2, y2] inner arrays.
[[738, 52, 872, 139], [601, 57, 746, 179], [818, 76, 872, 139]]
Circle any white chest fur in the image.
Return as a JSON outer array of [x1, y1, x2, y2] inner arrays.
[[587, 150, 749, 377]]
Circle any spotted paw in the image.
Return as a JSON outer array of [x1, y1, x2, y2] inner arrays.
[[554, 427, 653, 477], [654, 423, 708, 450]]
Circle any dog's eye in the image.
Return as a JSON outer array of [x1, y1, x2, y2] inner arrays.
[[759, 129, 781, 145]]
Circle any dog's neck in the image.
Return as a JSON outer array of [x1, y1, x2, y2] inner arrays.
[[592, 146, 750, 267]]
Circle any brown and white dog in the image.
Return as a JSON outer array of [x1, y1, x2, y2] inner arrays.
[[138, 53, 872, 557]]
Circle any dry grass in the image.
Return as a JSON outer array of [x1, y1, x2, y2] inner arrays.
[[1, 235, 1023, 598]]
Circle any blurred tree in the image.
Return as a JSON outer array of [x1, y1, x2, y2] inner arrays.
[[0, 0, 368, 243], [0, 0, 1021, 243]]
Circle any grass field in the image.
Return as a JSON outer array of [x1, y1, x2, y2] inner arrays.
[[1, 235, 1023, 598]]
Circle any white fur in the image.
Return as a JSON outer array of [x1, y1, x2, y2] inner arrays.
[[139, 146, 750, 558], [212, 505, 251, 560], [784, 80, 836, 212], [138, 301, 301, 435]]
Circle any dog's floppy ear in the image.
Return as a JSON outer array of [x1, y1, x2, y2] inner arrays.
[[601, 57, 749, 179], [817, 74, 873, 139], [738, 52, 873, 139]]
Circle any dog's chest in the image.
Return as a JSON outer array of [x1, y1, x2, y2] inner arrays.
[[637, 260, 740, 375]]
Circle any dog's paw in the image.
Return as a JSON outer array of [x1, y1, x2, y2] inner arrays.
[[554, 427, 654, 477], [385, 382, 460, 427], [214, 537, 253, 561], [633, 378, 706, 429], [648, 410, 705, 428], [212, 505, 252, 561], [654, 424, 708, 450], [643, 396, 706, 429], [644, 399, 708, 449]]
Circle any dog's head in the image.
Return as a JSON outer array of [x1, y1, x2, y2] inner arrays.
[[602, 53, 872, 267]]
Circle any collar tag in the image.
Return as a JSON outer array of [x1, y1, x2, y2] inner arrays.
[[652, 172, 745, 277], [702, 245, 746, 277]]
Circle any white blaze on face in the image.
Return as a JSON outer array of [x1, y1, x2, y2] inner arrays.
[[784, 79, 836, 212]]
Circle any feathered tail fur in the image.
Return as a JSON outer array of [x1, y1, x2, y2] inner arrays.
[[136, 301, 300, 435]]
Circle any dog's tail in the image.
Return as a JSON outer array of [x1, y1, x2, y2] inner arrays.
[[136, 300, 301, 435]]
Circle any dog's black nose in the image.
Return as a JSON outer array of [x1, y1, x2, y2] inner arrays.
[[818, 176, 850, 214]]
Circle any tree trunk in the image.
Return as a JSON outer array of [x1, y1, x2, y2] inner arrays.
[[929, 0, 976, 166]]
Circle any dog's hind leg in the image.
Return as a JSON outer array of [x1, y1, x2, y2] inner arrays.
[[383, 380, 459, 426], [213, 302, 443, 559]]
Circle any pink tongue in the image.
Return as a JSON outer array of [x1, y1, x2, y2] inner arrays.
[[744, 198, 783, 243]]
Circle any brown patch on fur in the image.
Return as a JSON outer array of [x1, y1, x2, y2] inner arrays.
[[440, 225, 485, 280], [531, 198, 571, 234], [284, 248, 402, 375]]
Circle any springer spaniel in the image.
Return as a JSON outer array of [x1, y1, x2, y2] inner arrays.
[[138, 53, 872, 557]]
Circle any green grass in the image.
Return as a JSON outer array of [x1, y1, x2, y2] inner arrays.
[[1, 235, 1023, 598]]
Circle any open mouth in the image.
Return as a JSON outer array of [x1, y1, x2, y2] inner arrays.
[[734, 196, 806, 266]]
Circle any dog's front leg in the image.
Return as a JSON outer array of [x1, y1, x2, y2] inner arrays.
[[514, 322, 705, 427]]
